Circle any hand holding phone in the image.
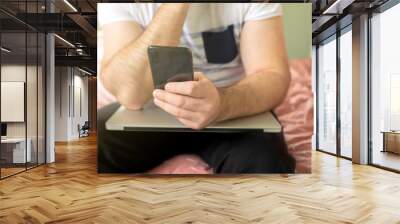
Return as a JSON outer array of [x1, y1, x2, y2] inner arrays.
[[148, 45, 194, 89]]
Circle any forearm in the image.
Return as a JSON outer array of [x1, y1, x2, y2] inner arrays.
[[217, 70, 290, 122], [101, 3, 189, 110]]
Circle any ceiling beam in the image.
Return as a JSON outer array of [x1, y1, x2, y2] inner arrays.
[[55, 55, 96, 73], [312, 15, 335, 33], [67, 13, 96, 39], [323, 0, 356, 14]]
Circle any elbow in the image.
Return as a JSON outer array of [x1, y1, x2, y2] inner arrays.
[[99, 65, 115, 97], [118, 97, 146, 111], [121, 103, 145, 111], [115, 88, 149, 111], [100, 66, 148, 111]]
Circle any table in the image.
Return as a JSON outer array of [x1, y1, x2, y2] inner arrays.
[[1, 138, 32, 164]]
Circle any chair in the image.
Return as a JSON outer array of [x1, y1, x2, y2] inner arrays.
[[79, 121, 90, 138]]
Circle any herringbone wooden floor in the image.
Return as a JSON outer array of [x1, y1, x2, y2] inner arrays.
[[1, 135, 400, 224]]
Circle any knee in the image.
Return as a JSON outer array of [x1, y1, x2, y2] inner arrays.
[[220, 133, 295, 173], [224, 145, 279, 173]]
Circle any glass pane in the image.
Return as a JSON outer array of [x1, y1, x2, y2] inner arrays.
[[371, 4, 400, 171], [27, 31, 38, 169], [317, 37, 337, 154], [339, 29, 352, 158], [26, 0, 40, 170], [38, 32, 45, 165], [1, 30, 27, 177], [312, 45, 317, 150]]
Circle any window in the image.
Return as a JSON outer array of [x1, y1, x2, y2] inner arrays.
[[339, 28, 352, 158], [370, 2, 400, 171], [312, 45, 317, 150], [1, 30, 28, 178], [0, 1, 47, 179], [317, 36, 337, 154]]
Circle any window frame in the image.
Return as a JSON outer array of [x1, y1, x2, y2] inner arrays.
[[315, 23, 353, 161]]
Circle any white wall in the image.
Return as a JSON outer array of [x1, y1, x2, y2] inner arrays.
[[54, 67, 89, 141], [55, 67, 70, 141], [71, 73, 89, 139]]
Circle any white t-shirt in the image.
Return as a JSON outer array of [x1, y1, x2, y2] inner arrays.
[[98, 3, 282, 87]]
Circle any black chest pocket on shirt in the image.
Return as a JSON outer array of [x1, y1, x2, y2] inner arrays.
[[202, 25, 238, 64]]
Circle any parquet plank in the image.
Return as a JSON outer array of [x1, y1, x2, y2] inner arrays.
[[0, 135, 399, 223]]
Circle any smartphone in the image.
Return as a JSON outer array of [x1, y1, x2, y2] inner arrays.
[[148, 45, 194, 89]]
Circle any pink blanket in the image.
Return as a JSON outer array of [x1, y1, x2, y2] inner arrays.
[[274, 59, 313, 173], [98, 58, 313, 174]]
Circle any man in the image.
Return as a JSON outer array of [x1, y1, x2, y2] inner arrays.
[[98, 3, 295, 173]]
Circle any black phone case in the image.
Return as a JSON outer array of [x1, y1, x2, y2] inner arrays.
[[148, 45, 194, 89]]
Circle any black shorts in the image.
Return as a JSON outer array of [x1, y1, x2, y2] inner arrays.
[[97, 103, 295, 174]]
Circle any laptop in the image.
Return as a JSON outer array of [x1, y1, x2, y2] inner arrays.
[[106, 101, 281, 133]]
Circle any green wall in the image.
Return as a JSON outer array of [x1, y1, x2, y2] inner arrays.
[[282, 3, 312, 59]]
